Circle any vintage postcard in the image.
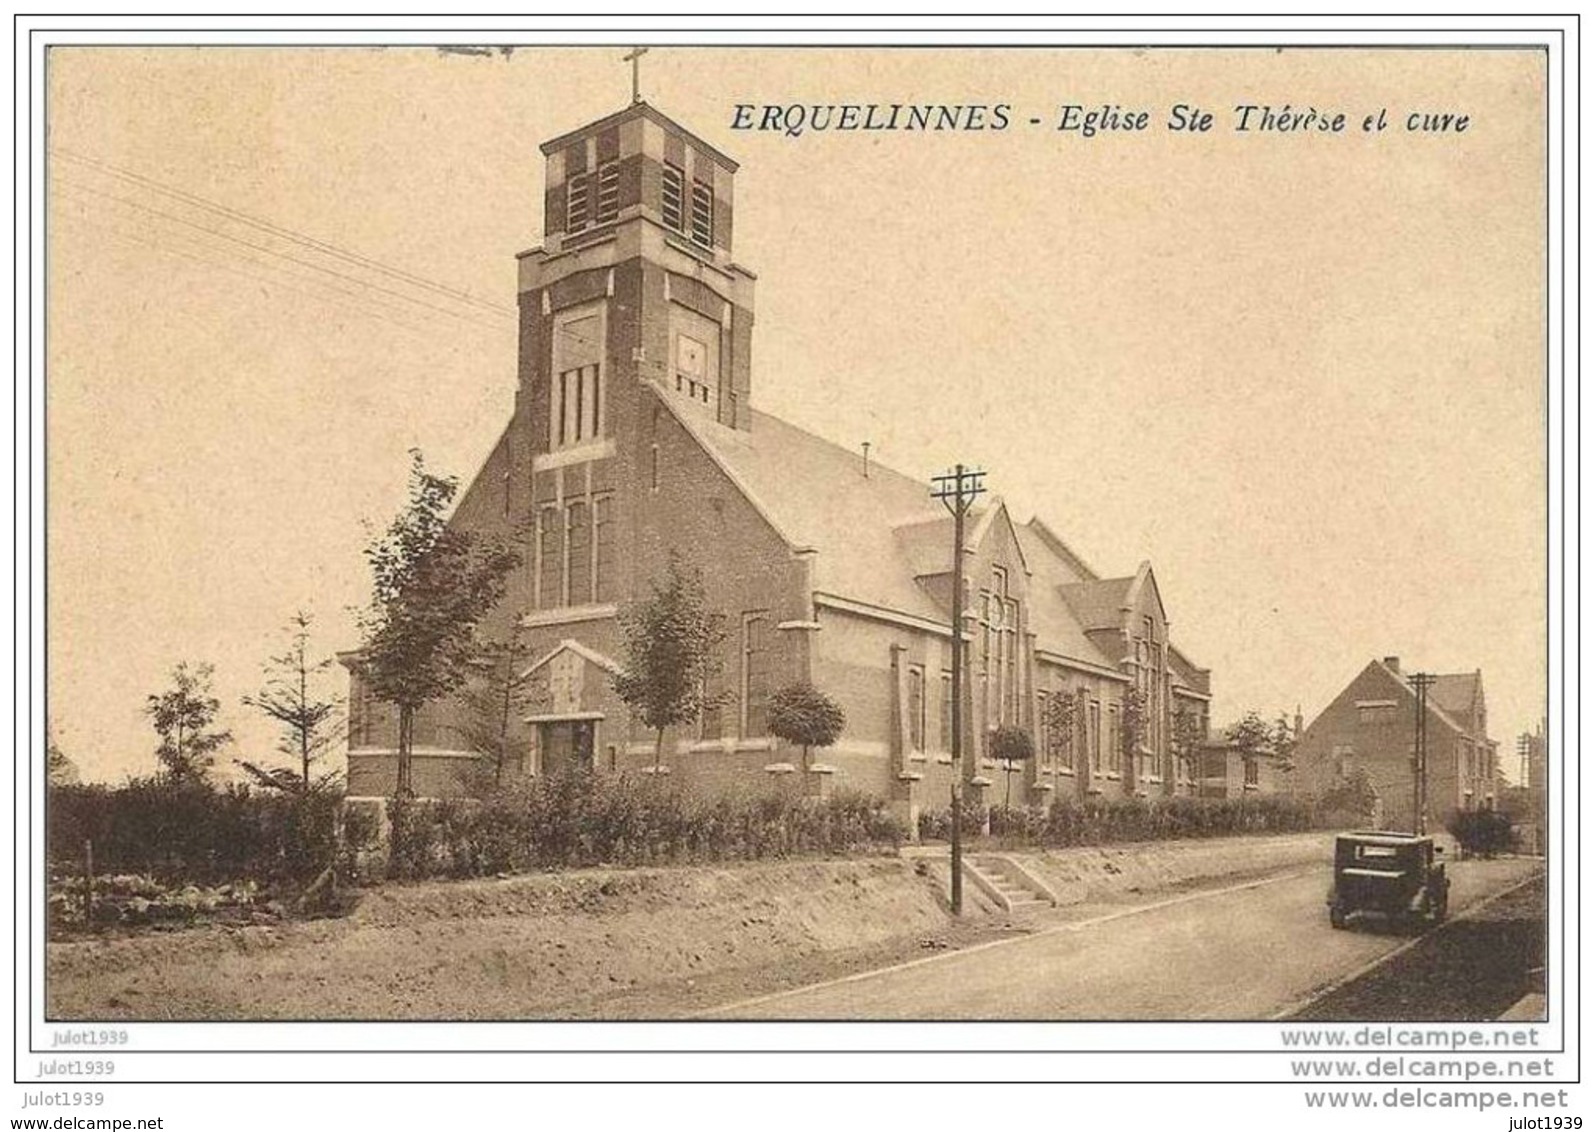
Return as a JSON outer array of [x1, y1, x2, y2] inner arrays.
[[22, 18, 1572, 1115]]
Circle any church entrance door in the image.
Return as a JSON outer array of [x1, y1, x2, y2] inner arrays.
[[540, 720, 596, 776]]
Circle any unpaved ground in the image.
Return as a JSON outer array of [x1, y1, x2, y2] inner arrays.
[[47, 834, 1333, 1020]]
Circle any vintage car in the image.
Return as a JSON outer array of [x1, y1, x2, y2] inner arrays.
[[1327, 831, 1449, 930]]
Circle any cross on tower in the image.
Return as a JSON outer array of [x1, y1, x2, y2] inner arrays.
[[621, 46, 649, 104]]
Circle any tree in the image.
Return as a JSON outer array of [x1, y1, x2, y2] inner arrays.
[[455, 620, 530, 789], [767, 682, 846, 773], [1320, 767, 1379, 826], [1271, 711, 1299, 790], [612, 555, 727, 770], [1170, 705, 1207, 796], [989, 724, 1035, 809], [1120, 685, 1148, 778], [145, 661, 232, 785], [1040, 691, 1076, 771], [240, 610, 344, 794], [357, 451, 522, 798], [1227, 710, 1274, 759], [46, 721, 78, 787]]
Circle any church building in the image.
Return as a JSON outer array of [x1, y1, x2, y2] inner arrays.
[[344, 98, 1215, 828]]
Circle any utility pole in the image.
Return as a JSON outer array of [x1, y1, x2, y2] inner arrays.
[[1409, 672, 1436, 835], [931, 464, 986, 915]]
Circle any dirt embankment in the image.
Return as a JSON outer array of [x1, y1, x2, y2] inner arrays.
[[1010, 832, 1334, 903], [46, 834, 1330, 1021], [46, 857, 948, 1020]]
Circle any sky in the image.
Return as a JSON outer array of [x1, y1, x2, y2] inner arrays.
[[45, 45, 1549, 784]]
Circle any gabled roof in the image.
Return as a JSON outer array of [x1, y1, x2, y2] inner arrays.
[[659, 388, 1185, 678], [1429, 672, 1482, 721], [519, 638, 624, 682], [1058, 576, 1135, 631], [666, 393, 951, 622], [1367, 658, 1472, 739], [1023, 518, 1101, 583], [1013, 525, 1118, 671]]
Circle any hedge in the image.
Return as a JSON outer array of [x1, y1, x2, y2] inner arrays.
[[48, 773, 906, 887], [384, 774, 905, 880], [47, 780, 341, 884], [920, 792, 1317, 848]]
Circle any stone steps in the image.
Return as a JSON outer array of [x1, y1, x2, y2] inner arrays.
[[965, 855, 1056, 913]]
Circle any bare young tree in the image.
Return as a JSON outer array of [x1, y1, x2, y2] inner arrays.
[[241, 610, 344, 793], [613, 554, 727, 771], [145, 661, 232, 785], [455, 620, 531, 789]]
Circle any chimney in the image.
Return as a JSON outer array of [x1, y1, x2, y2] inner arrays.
[[861, 440, 872, 479], [1383, 656, 1401, 673]]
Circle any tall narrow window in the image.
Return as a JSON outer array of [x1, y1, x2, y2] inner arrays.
[[939, 671, 953, 753], [566, 502, 591, 606], [553, 364, 601, 449], [594, 160, 620, 225], [741, 612, 770, 738], [1036, 690, 1050, 768], [593, 495, 614, 602], [1107, 705, 1122, 775], [908, 666, 925, 753], [1089, 700, 1102, 773], [552, 313, 601, 450], [690, 178, 714, 248], [566, 171, 591, 233], [538, 506, 563, 609], [583, 364, 600, 439], [700, 614, 726, 740], [650, 444, 660, 491], [661, 163, 685, 233]]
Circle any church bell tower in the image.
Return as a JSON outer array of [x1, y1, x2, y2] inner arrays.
[[512, 98, 756, 612]]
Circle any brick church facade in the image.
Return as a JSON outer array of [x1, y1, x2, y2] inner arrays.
[[344, 100, 1214, 827]]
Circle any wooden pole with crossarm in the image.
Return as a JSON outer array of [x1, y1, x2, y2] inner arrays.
[[932, 464, 986, 915]]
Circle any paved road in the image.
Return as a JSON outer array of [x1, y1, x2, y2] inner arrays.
[[708, 857, 1544, 1020]]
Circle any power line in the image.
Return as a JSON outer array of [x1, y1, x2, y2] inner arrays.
[[50, 146, 517, 317], [53, 175, 515, 333], [56, 203, 484, 345]]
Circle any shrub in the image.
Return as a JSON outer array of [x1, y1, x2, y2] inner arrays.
[[1447, 808, 1515, 859], [917, 795, 989, 843], [369, 772, 904, 880], [47, 779, 344, 884], [925, 791, 1315, 848]]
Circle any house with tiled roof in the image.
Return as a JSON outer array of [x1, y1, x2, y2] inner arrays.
[[1293, 656, 1498, 832], [342, 100, 1213, 824]]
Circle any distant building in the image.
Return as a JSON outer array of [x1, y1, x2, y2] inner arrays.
[[1294, 656, 1498, 832], [1194, 711, 1298, 799], [342, 98, 1214, 824]]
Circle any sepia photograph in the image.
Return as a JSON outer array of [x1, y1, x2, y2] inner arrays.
[[20, 17, 1573, 1111]]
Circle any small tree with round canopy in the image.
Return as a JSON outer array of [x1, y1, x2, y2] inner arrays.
[[990, 724, 1036, 809], [767, 682, 846, 774]]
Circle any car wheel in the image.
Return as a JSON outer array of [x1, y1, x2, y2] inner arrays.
[[1329, 904, 1348, 930]]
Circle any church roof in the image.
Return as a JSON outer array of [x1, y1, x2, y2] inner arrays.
[[1058, 577, 1136, 630], [679, 401, 953, 622], [659, 389, 1195, 679], [1012, 525, 1118, 671]]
